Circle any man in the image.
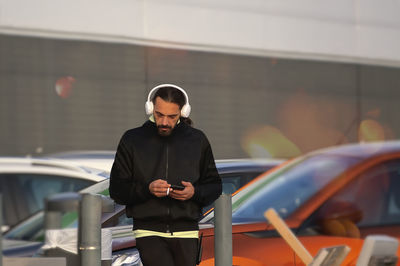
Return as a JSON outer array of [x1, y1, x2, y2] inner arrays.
[[109, 84, 222, 266]]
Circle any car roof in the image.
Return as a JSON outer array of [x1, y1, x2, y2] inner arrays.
[[215, 158, 285, 174], [42, 150, 116, 172], [45, 150, 116, 160], [0, 157, 108, 181], [310, 140, 400, 159]]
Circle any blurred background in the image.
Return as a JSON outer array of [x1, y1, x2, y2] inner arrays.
[[1, 0, 400, 159]]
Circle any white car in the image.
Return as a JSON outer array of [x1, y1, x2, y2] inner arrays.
[[43, 150, 116, 172], [0, 157, 108, 232], [3, 157, 285, 259]]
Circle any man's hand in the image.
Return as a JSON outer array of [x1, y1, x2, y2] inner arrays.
[[169, 181, 194, 201], [149, 179, 170, 197]]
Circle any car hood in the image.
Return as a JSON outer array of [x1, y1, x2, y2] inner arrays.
[[2, 238, 43, 256], [3, 238, 40, 248]]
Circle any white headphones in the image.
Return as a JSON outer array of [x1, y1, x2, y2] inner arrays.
[[145, 84, 191, 117]]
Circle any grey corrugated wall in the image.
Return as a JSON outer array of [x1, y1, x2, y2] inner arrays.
[[1, 34, 400, 159]]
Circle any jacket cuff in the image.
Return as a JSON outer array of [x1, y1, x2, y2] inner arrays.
[[192, 185, 202, 204], [145, 179, 156, 198]]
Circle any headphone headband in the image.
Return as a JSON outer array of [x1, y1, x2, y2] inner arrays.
[[145, 84, 191, 117]]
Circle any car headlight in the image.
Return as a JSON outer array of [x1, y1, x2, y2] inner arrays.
[[112, 248, 142, 266]]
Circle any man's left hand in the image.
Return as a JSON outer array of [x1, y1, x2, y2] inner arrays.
[[169, 181, 194, 201]]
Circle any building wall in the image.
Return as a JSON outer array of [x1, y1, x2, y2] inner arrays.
[[1, 34, 399, 158], [1, 0, 400, 66]]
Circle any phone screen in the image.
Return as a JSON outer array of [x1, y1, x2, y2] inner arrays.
[[171, 184, 185, 190]]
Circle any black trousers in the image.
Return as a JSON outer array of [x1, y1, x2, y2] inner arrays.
[[136, 236, 198, 266]]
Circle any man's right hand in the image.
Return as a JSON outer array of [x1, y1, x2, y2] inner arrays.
[[149, 179, 170, 197]]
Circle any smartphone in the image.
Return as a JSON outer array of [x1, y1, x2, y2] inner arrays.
[[170, 184, 185, 190]]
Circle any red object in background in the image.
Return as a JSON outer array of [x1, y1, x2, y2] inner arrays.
[[55, 76, 75, 98]]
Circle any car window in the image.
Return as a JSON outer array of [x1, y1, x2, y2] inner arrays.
[[230, 155, 360, 223], [4, 184, 110, 242], [221, 175, 242, 195], [0, 174, 28, 227], [103, 210, 132, 228], [386, 166, 400, 223], [310, 159, 400, 238], [218, 171, 266, 195], [201, 171, 266, 214], [239, 171, 268, 187], [18, 174, 94, 214], [201, 175, 241, 214], [0, 173, 94, 228]]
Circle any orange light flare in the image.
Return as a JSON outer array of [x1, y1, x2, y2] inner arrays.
[[241, 89, 355, 158], [358, 119, 385, 142], [55, 76, 76, 99], [358, 108, 395, 142], [241, 125, 301, 159], [277, 89, 348, 153]]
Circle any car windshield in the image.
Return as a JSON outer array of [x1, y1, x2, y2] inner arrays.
[[230, 154, 361, 223], [4, 179, 110, 241]]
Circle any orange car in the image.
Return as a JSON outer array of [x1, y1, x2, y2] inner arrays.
[[199, 141, 400, 265], [9, 142, 399, 265]]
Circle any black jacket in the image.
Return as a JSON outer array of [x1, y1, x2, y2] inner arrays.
[[109, 120, 222, 232]]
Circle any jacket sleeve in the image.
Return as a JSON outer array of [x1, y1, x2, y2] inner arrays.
[[192, 138, 222, 207], [109, 133, 152, 206]]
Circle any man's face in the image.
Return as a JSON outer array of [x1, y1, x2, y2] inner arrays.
[[153, 97, 181, 136]]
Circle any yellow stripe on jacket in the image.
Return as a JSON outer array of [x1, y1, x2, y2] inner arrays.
[[133, 229, 199, 239]]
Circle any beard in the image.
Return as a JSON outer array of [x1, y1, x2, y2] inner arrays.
[[157, 125, 173, 136]]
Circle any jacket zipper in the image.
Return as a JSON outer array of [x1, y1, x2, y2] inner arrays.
[[165, 142, 172, 234], [166, 143, 169, 182]]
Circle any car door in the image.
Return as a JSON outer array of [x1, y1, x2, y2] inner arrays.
[[296, 158, 400, 265], [306, 159, 400, 239]]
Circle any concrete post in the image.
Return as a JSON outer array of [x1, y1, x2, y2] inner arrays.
[[78, 193, 102, 266], [43, 192, 114, 266], [44, 192, 81, 231], [214, 193, 232, 266], [44, 211, 62, 230], [1, 194, 3, 266]]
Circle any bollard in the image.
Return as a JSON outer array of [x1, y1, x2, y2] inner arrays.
[[44, 192, 81, 231], [4, 195, 69, 266], [78, 193, 102, 266], [1, 194, 3, 266], [44, 192, 114, 266], [44, 211, 62, 230], [214, 193, 232, 266]]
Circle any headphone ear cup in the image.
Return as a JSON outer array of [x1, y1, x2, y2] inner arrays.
[[181, 104, 191, 118], [145, 101, 154, 115]]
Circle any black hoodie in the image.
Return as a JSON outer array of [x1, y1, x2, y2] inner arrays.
[[109, 120, 222, 232]]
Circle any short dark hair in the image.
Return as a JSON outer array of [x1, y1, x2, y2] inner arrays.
[[152, 86, 193, 126]]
